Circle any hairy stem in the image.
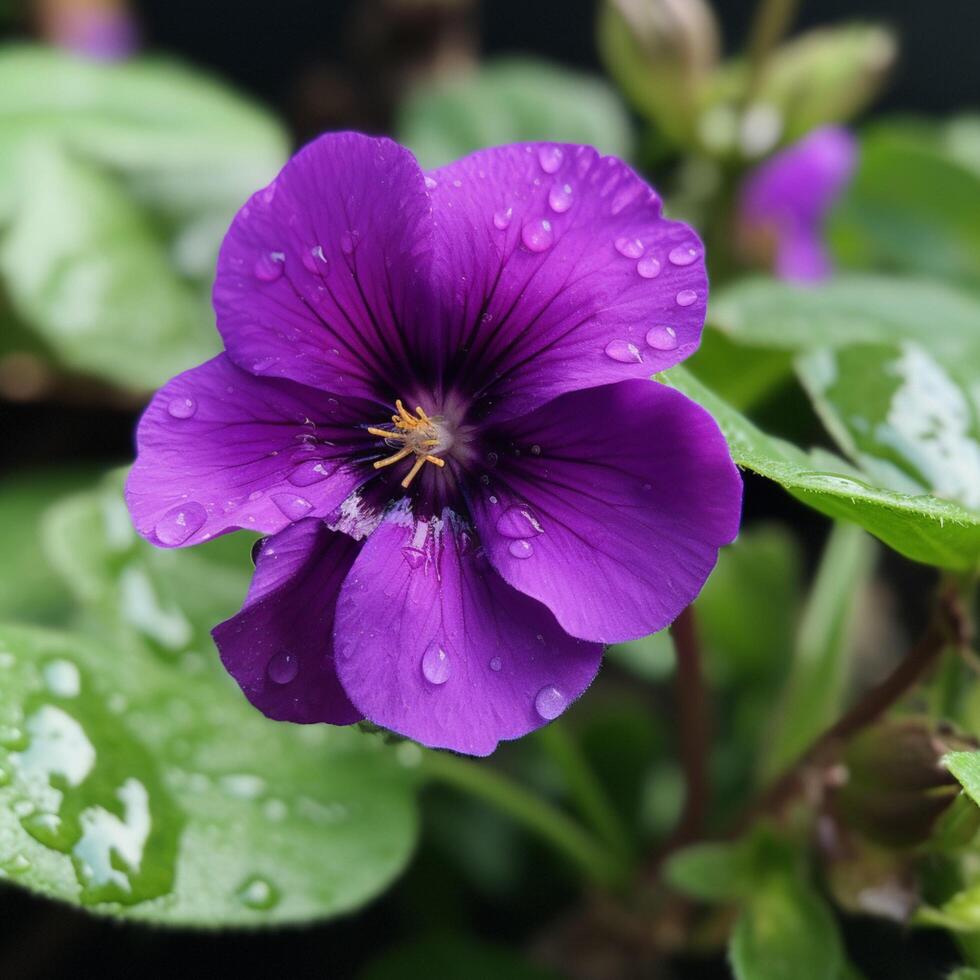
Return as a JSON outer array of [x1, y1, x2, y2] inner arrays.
[[421, 749, 629, 888]]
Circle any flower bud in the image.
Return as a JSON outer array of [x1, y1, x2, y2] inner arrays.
[[833, 720, 972, 848], [758, 25, 897, 142], [598, 0, 720, 144]]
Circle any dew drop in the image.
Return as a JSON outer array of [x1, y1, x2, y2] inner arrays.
[[301, 245, 328, 274], [535, 685, 566, 720], [493, 207, 513, 230], [272, 494, 313, 521], [508, 539, 534, 559], [615, 237, 644, 258], [267, 652, 299, 685], [167, 396, 197, 420], [401, 547, 425, 569], [538, 146, 563, 173], [675, 289, 698, 307], [668, 244, 700, 266], [421, 644, 451, 685], [530, 444, 541, 456], [288, 460, 332, 486], [636, 255, 661, 279], [340, 231, 356, 255], [489, 657, 502, 672], [496, 506, 544, 539], [424, 175, 438, 190], [645, 326, 679, 351], [604, 339, 643, 363], [155, 502, 206, 545], [253, 251, 284, 282], [236, 875, 279, 910], [548, 183, 573, 213], [521, 218, 554, 253]]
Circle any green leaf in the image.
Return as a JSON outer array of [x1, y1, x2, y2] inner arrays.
[[797, 343, 980, 512], [664, 839, 757, 902], [0, 143, 218, 391], [0, 468, 94, 625], [764, 523, 876, 777], [0, 623, 419, 925], [945, 752, 980, 808], [730, 875, 843, 980], [830, 125, 980, 288], [663, 367, 980, 571], [397, 58, 633, 170], [709, 275, 980, 374], [949, 969, 980, 980], [916, 881, 980, 932]]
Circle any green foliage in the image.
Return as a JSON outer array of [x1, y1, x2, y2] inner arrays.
[[0, 45, 288, 390], [945, 752, 980, 809], [830, 124, 980, 289], [397, 58, 633, 170], [664, 367, 980, 571]]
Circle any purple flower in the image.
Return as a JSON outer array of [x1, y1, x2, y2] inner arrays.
[[126, 133, 741, 755], [738, 126, 857, 283]]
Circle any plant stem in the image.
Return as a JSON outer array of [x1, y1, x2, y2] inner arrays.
[[745, 0, 799, 95], [744, 583, 968, 826], [421, 749, 629, 888], [536, 722, 632, 860], [666, 606, 709, 848]]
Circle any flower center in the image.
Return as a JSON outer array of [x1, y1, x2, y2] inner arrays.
[[367, 400, 452, 489]]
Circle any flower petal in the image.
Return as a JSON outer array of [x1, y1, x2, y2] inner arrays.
[[467, 380, 742, 644], [212, 520, 361, 724], [126, 354, 373, 547], [333, 507, 602, 756], [426, 143, 706, 419], [213, 131, 434, 399]]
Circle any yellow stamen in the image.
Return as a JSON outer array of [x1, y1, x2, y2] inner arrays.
[[373, 446, 413, 470], [368, 398, 449, 487]]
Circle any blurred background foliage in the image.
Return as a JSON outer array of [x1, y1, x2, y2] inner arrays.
[[0, 0, 978, 978]]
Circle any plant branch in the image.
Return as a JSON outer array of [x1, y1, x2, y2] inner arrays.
[[666, 606, 710, 849], [421, 749, 629, 889], [743, 583, 968, 827]]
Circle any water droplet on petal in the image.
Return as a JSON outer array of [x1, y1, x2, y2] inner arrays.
[[340, 231, 356, 255], [401, 547, 425, 569], [496, 506, 544, 538], [167, 396, 197, 419], [645, 326, 679, 351], [493, 207, 513, 230], [615, 237, 644, 258], [253, 251, 285, 282], [424, 175, 438, 190], [538, 146, 563, 173], [668, 244, 700, 266], [530, 444, 541, 456], [548, 183, 573, 213], [604, 340, 643, 363], [421, 644, 451, 685], [288, 460, 332, 486], [521, 218, 554, 253], [535, 685, 566, 720], [301, 245, 328, 274], [489, 657, 502, 672], [636, 255, 661, 279], [155, 502, 206, 545], [508, 539, 534, 559], [267, 652, 299, 685], [675, 289, 698, 307], [272, 494, 313, 521]]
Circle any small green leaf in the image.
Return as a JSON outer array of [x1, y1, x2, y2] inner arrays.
[[916, 881, 980, 932], [764, 523, 875, 777], [945, 752, 980, 808], [663, 367, 980, 571], [0, 144, 218, 391], [397, 58, 633, 170], [664, 839, 757, 902], [797, 343, 980, 511], [830, 125, 980, 288], [730, 875, 844, 980]]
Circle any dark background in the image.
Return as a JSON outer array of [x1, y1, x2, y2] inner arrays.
[[0, 1, 976, 977]]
